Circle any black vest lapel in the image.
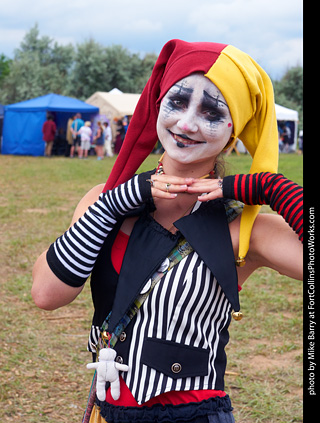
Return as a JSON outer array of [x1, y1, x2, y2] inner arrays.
[[174, 200, 240, 312], [108, 213, 179, 332]]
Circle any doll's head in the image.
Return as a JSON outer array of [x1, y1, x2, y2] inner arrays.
[[99, 348, 117, 362]]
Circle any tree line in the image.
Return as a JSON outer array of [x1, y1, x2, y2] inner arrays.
[[0, 25, 157, 104], [0, 24, 302, 129]]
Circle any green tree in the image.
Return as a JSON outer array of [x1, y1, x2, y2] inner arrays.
[[104, 44, 140, 93], [102, 47, 157, 93], [273, 66, 303, 130], [0, 25, 158, 103], [0, 24, 74, 104], [0, 54, 12, 86], [132, 52, 158, 92], [274, 67, 303, 106], [66, 39, 111, 99], [68, 42, 158, 98]]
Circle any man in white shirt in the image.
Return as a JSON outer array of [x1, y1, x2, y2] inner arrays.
[[103, 121, 113, 157]]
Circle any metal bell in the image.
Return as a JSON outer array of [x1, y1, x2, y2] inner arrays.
[[232, 311, 243, 321], [236, 256, 246, 267]]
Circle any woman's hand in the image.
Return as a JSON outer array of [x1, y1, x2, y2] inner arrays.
[[147, 174, 193, 199], [147, 175, 224, 201], [185, 178, 224, 201]]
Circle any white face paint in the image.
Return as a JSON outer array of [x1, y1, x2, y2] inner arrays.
[[156, 73, 233, 165]]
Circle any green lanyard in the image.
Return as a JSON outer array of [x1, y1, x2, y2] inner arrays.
[[99, 236, 193, 350]]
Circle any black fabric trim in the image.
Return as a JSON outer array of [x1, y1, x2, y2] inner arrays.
[[46, 243, 87, 287], [97, 395, 234, 423]]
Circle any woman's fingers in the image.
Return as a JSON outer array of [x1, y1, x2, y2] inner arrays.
[[151, 174, 194, 186], [186, 178, 224, 201], [151, 181, 188, 199], [146, 174, 224, 200], [148, 174, 193, 199]]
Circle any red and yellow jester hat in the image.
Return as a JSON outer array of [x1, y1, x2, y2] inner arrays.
[[103, 39, 279, 264]]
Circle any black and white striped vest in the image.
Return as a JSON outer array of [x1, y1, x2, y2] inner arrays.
[[88, 199, 242, 404]]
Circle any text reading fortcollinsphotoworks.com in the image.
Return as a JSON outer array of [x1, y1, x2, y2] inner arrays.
[[307, 207, 316, 396]]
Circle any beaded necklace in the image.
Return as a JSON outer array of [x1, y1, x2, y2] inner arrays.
[[155, 152, 216, 179]]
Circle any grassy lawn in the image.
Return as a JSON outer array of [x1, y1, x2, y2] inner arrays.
[[0, 152, 303, 422]]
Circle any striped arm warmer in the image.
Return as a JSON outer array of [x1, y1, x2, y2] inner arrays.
[[46, 172, 152, 287], [223, 173, 303, 242]]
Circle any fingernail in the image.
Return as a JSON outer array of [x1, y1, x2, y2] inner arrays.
[[180, 185, 187, 189]]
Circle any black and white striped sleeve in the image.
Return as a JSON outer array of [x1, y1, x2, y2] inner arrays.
[[46, 172, 152, 287]]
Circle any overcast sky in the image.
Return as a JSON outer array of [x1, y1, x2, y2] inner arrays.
[[0, 0, 303, 79]]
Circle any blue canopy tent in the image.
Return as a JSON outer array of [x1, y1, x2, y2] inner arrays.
[[0, 104, 4, 153], [2, 93, 99, 156]]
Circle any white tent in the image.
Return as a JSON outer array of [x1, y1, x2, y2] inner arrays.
[[275, 104, 299, 121], [237, 103, 299, 153], [86, 89, 140, 138], [275, 103, 299, 150]]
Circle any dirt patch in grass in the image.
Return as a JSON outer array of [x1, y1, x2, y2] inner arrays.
[[249, 348, 302, 371]]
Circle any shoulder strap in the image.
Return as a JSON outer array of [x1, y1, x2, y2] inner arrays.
[[99, 236, 193, 350]]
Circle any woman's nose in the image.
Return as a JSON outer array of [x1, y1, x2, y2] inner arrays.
[[176, 111, 198, 133]]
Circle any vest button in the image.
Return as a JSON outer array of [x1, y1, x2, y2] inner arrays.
[[140, 278, 152, 295], [119, 332, 126, 342], [171, 363, 182, 374], [158, 258, 170, 273], [116, 356, 123, 364]]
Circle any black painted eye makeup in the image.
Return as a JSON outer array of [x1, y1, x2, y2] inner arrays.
[[201, 102, 226, 121], [167, 93, 190, 111], [201, 91, 228, 122], [165, 83, 193, 111], [203, 90, 228, 108]]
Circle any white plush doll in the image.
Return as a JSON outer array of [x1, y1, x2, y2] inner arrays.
[[87, 348, 129, 401]]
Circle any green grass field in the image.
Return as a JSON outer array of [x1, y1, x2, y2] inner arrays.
[[0, 152, 303, 422]]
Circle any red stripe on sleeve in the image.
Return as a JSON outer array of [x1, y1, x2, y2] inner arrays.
[[234, 174, 240, 199]]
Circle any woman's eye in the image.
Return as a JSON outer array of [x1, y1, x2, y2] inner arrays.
[[167, 95, 189, 110], [203, 108, 224, 122], [173, 99, 184, 107]]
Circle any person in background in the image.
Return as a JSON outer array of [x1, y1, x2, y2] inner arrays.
[[66, 114, 76, 157], [122, 116, 128, 134], [94, 121, 105, 160], [79, 121, 92, 159], [70, 113, 84, 158], [281, 122, 292, 153], [298, 129, 303, 154], [42, 114, 56, 157], [52, 128, 68, 156], [103, 121, 113, 157], [114, 119, 125, 153]]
